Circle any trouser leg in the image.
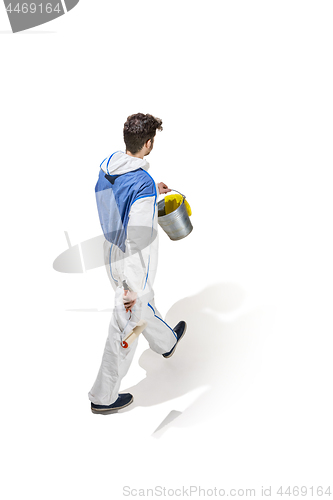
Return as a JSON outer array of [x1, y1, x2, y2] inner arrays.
[[88, 285, 139, 406], [88, 289, 177, 405], [88, 240, 176, 405], [140, 295, 177, 355]]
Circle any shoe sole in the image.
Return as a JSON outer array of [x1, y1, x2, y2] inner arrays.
[[163, 323, 187, 358], [91, 396, 134, 414]]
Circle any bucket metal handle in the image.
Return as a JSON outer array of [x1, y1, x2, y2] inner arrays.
[[167, 188, 186, 200]]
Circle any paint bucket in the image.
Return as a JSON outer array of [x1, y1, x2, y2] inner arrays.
[[157, 190, 193, 241]]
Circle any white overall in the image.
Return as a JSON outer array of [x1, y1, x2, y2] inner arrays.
[[88, 152, 176, 406]]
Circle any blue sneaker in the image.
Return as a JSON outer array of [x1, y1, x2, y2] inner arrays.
[[91, 393, 133, 414], [163, 321, 187, 358]]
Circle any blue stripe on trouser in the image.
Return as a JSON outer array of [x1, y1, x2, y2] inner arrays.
[[147, 303, 177, 340]]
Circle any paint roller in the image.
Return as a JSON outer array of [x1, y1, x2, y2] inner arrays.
[[120, 320, 147, 349]]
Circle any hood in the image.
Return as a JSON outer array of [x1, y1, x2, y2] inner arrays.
[[100, 151, 150, 175]]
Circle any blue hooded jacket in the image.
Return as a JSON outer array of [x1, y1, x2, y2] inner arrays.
[[95, 152, 157, 252]]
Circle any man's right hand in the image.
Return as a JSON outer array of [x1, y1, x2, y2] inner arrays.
[[123, 290, 137, 312]]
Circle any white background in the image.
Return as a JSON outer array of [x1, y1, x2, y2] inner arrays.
[[1, 1, 333, 498]]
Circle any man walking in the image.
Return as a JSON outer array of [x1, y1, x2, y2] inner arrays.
[[88, 113, 186, 414]]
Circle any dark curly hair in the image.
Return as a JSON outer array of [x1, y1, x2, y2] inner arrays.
[[123, 113, 163, 154]]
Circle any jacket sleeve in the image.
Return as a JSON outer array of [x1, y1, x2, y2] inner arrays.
[[122, 195, 157, 294]]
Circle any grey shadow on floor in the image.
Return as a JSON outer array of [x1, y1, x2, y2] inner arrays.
[[123, 282, 270, 433], [67, 309, 112, 312], [152, 410, 183, 438]]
